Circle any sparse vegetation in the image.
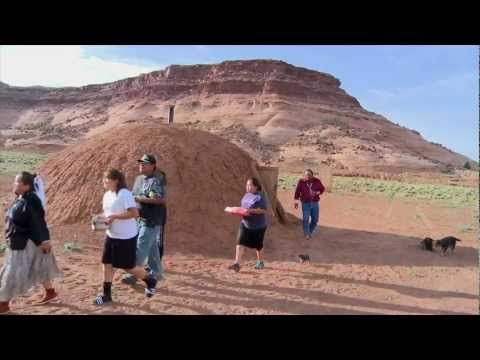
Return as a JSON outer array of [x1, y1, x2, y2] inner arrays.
[[279, 173, 478, 208], [464, 161, 472, 170], [441, 164, 455, 174], [63, 242, 82, 252], [333, 171, 403, 182], [332, 176, 478, 208], [20, 120, 50, 131], [0, 243, 6, 254], [0, 151, 48, 175], [458, 224, 474, 233], [278, 174, 299, 190]]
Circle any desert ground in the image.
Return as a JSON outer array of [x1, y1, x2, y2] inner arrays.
[[1, 59, 477, 315], [1, 165, 477, 315]]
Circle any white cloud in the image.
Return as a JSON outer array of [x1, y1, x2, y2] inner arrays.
[[422, 73, 475, 95], [0, 45, 163, 87], [367, 88, 397, 101], [367, 72, 475, 103], [192, 45, 209, 51]]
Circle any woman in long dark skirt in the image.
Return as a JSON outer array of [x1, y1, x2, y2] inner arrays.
[[0, 172, 62, 315]]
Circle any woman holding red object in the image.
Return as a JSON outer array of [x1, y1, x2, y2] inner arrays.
[[228, 178, 268, 273]]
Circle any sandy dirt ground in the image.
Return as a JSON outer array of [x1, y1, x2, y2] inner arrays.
[[0, 175, 478, 315]]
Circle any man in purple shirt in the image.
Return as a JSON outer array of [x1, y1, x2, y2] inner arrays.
[[294, 169, 325, 263]]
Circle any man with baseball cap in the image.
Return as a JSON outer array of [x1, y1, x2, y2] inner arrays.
[[122, 154, 167, 285]]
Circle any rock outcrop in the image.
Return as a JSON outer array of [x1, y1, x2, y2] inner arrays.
[[0, 59, 474, 173]]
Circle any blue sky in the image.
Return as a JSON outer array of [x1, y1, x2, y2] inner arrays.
[[1, 45, 478, 160]]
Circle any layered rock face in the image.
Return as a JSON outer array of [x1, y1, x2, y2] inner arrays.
[[0, 60, 473, 173]]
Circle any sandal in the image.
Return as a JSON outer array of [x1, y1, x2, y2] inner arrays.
[[254, 260, 265, 270]]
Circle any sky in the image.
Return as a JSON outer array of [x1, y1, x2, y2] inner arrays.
[[0, 45, 477, 160]]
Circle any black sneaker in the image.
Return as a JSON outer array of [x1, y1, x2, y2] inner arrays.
[[228, 263, 241, 272], [298, 254, 309, 263], [143, 275, 158, 298], [145, 287, 156, 298], [93, 294, 112, 305]]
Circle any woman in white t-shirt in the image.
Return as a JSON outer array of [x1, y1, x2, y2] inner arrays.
[[94, 169, 157, 305]]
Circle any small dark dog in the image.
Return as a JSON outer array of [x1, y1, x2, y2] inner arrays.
[[419, 237, 434, 251], [434, 236, 462, 256]]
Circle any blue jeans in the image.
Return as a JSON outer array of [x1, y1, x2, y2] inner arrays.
[[301, 201, 319, 237], [124, 223, 163, 281], [158, 224, 164, 259], [138, 223, 163, 279]]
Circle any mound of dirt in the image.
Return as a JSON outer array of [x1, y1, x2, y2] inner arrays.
[[40, 123, 279, 255]]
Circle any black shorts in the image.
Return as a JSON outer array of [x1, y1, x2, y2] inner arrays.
[[102, 235, 137, 269], [237, 223, 266, 251]]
